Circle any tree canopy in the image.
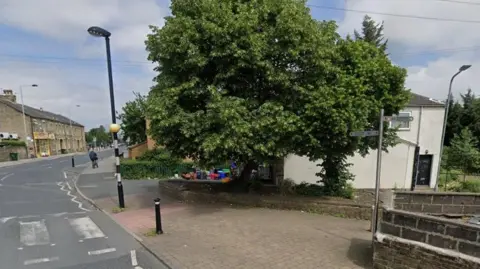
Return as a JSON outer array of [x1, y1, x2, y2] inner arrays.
[[354, 15, 388, 53], [118, 92, 147, 146], [85, 125, 112, 147], [444, 128, 480, 180], [145, 0, 410, 194]]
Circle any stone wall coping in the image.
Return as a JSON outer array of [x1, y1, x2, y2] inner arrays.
[[375, 232, 480, 264], [395, 191, 480, 196], [383, 206, 480, 231]]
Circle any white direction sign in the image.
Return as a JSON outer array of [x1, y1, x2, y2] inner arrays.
[[383, 115, 414, 121], [350, 130, 379, 137]]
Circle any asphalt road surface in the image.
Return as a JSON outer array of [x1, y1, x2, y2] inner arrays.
[[0, 149, 169, 269]]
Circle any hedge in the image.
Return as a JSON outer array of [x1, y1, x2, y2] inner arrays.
[[0, 140, 26, 147], [121, 159, 195, 180]]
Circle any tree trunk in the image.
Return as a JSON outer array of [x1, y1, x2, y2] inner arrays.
[[321, 155, 347, 196], [239, 160, 258, 182]]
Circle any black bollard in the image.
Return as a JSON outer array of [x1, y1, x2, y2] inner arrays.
[[71, 156, 75, 167], [154, 198, 163, 234]]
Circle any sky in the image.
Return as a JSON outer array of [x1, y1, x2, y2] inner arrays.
[[0, 0, 479, 130]]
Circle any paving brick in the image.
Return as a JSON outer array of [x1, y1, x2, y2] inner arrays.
[[102, 195, 373, 269]]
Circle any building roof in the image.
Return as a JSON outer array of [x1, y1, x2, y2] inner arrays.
[[408, 93, 445, 107], [0, 99, 84, 127]]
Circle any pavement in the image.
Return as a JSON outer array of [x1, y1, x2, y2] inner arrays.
[[0, 148, 168, 269], [76, 158, 374, 269]]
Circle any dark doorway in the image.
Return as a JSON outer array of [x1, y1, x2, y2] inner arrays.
[[416, 155, 433, 186]]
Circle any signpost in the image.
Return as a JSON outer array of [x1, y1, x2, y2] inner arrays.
[[350, 112, 415, 243], [350, 109, 385, 243]]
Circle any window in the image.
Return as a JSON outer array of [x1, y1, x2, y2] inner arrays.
[[390, 111, 412, 130]]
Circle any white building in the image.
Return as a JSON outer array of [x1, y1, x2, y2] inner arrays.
[[284, 93, 445, 190]]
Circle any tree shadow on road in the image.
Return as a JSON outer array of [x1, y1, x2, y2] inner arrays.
[[347, 238, 373, 268]]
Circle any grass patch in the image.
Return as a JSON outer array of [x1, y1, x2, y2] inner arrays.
[[143, 228, 159, 237], [111, 207, 127, 214]]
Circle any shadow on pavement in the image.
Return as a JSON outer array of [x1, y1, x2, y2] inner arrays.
[[347, 238, 373, 268]]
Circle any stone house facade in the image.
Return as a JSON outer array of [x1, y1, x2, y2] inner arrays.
[[0, 89, 86, 158]]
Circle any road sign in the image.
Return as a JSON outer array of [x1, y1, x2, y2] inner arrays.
[[349, 130, 379, 137], [383, 116, 414, 121]]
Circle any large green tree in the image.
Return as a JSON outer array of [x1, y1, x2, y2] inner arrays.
[[145, 0, 409, 193], [118, 92, 147, 146]]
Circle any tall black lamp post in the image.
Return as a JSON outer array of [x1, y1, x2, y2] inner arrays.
[[87, 26, 125, 208]]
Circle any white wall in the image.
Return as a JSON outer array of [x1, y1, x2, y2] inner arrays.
[[283, 106, 445, 189]]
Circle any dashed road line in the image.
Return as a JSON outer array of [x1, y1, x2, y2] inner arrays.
[[24, 257, 59, 266], [131, 250, 138, 266], [88, 247, 116, 256]]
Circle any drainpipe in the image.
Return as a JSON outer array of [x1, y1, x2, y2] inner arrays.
[[410, 107, 423, 191]]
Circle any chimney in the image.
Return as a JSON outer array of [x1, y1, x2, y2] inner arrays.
[[0, 89, 16, 103]]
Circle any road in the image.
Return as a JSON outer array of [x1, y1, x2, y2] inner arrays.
[[0, 149, 169, 269]]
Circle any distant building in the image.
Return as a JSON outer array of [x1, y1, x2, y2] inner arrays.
[[0, 89, 86, 158]]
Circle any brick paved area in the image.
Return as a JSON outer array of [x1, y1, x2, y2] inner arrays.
[[97, 194, 373, 269]]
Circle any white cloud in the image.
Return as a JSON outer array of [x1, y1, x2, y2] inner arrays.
[[0, 0, 165, 129], [338, 0, 480, 101]]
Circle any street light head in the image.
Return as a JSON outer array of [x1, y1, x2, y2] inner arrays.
[[460, 65, 472, 72], [109, 123, 121, 133], [87, 26, 111, 38], [31, 84, 38, 87]]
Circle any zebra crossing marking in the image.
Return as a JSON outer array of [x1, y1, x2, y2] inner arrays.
[[69, 216, 106, 240], [20, 220, 50, 246]]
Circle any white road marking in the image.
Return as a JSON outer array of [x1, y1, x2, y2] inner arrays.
[[88, 248, 116, 256], [63, 172, 67, 178], [135, 267, 143, 269], [0, 216, 16, 223], [65, 182, 72, 190], [50, 211, 85, 217], [20, 220, 50, 246], [69, 216, 106, 239], [24, 257, 59, 265], [2, 211, 86, 222], [131, 250, 138, 266], [0, 173, 13, 181], [17, 247, 23, 250], [79, 184, 97, 188], [57, 182, 90, 212]]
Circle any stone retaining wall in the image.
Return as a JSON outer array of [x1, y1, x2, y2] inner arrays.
[[374, 233, 480, 269], [159, 182, 374, 220], [394, 191, 480, 216], [380, 207, 480, 258]]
